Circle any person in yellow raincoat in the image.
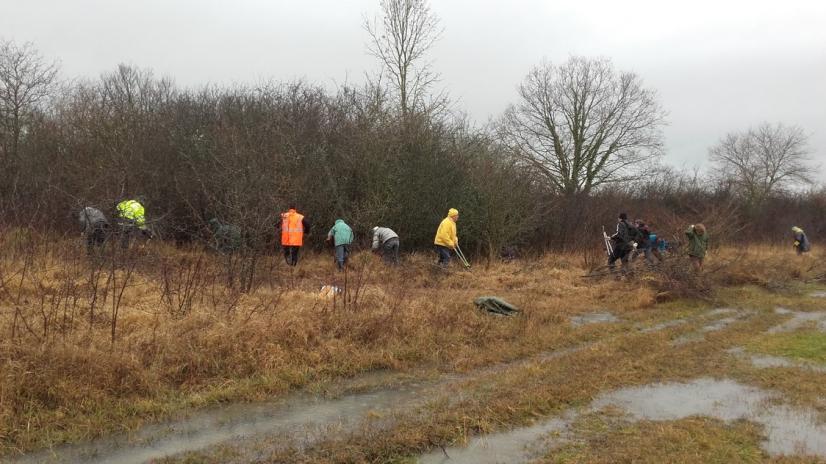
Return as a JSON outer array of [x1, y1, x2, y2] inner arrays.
[[434, 208, 459, 266]]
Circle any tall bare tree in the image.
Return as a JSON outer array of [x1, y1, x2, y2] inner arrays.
[[364, 0, 442, 116], [709, 122, 813, 209], [498, 57, 666, 197], [0, 40, 59, 164]]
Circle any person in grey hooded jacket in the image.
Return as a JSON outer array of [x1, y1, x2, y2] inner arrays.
[[79, 206, 110, 252], [371, 226, 399, 265]]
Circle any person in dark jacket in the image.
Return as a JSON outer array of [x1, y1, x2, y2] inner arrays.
[[632, 219, 656, 264], [685, 223, 709, 270], [608, 213, 633, 271], [79, 206, 110, 253], [792, 226, 811, 255], [371, 226, 400, 265]]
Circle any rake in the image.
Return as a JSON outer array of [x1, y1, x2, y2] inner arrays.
[[455, 244, 471, 269]]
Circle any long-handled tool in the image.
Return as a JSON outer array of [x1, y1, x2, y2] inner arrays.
[[454, 244, 471, 269], [602, 226, 614, 259]]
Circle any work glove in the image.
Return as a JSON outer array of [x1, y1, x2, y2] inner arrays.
[[794, 241, 800, 247]]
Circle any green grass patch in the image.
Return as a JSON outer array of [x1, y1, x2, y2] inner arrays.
[[747, 331, 826, 364], [546, 414, 765, 464]]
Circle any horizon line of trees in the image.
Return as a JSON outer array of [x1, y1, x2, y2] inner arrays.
[[1, 0, 822, 256]]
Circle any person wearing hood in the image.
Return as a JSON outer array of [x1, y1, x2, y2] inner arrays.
[[371, 226, 399, 265], [792, 226, 811, 255], [434, 208, 459, 267], [326, 219, 354, 270]]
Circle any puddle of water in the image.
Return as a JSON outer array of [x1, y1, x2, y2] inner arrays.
[[768, 308, 826, 334], [417, 377, 826, 462], [707, 308, 739, 316], [594, 378, 768, 421], [701, 317, 739, 332], [417, 414, 576, 464], [638, 319, 687, 333], [595, 378, 826, 456], [671, 309, 753, 345], [571, 312, 619, 327], [728, 347, 826, 373], [9, 383, 430, 464]]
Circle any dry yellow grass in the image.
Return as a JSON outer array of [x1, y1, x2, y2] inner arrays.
[[0, 231, 824, 458]]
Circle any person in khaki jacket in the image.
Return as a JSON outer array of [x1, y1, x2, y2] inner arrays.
[[685, 223, 708, 271], [434, 208, 459, 267]]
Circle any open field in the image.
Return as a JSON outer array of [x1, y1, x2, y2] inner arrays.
[[2, 231, 826, 463]]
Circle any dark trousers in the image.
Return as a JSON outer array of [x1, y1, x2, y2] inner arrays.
[[382, 237, 400, 265], [435, 245, 452, 266], [334, 244, 350, 270], [118, 222, 138, 249], [283, 246, 301, 266], [85, 222, 109, 252], [608, 244, 630, 270]]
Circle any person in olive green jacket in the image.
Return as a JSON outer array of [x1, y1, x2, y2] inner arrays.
[[685, 223, 708, 270]]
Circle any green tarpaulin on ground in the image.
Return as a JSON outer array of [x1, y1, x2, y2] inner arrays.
[[474, 296, 520, 316]]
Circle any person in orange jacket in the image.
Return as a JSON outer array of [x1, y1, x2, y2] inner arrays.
[[279, 205, 311, 266]]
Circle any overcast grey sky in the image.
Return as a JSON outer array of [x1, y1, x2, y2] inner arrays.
[[2, 0, 825, 177]]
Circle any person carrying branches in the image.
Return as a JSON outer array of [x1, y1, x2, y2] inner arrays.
[[791, 226, 811, 255]]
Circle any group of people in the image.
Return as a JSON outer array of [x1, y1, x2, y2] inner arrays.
[[78, 199, 149, 253], [279, 206, 454, 270], [607, 212, 812, 272], [606, 213, 673, 271], [278, 206, 403, 270], [80, 201, 812, 271]]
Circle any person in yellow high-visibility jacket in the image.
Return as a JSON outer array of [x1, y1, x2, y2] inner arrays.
[[434, 208, 459, 266], [116, 199, 147, 248]]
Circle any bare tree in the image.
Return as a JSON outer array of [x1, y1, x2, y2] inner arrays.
[[364, 0, 442, 116], [709, 123, 813, 210], [0, 39, 59, 164], [497, 57, 666, 197]]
